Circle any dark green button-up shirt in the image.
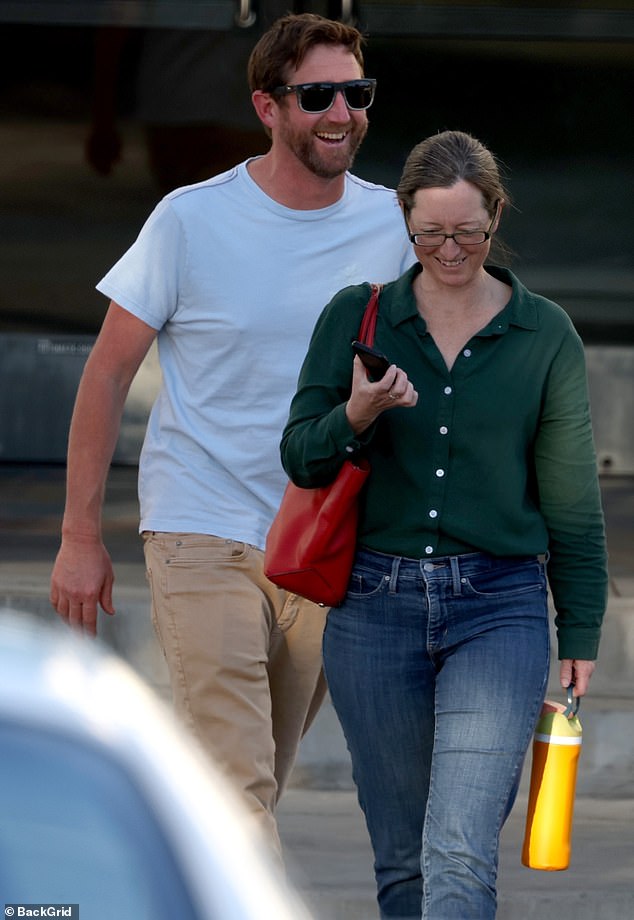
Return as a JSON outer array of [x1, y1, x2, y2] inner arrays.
[[281, 264, 607, 660]]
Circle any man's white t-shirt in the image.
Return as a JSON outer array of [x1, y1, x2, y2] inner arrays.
[[97, 160, 414, 549]]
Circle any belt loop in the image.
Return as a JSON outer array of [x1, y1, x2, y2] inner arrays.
[[389, 556, 401, 594], [450, 555, 461, 595]]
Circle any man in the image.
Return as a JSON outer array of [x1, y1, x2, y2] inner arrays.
[[50, 13, 413, 856]]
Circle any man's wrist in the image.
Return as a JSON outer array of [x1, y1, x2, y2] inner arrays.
[[61, 525, 103, 545]]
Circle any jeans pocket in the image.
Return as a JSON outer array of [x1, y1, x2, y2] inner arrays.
[[462, 560, 546, 599], [165, 534, 249, 565], [347, 566, 390, 599]]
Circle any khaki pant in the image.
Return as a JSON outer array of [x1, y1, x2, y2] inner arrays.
[[143, 532, 327, 856]]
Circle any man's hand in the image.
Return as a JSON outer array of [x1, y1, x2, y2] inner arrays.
[[50, 536, 115, 637], [560, 659, 596, 697]]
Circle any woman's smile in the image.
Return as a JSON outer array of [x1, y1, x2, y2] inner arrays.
[[436, 255, 468, 268]]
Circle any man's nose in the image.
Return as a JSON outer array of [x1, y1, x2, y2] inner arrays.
[[328, 88, 352, 119]]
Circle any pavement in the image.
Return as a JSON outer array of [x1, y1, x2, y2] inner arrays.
[[0, 462, 633, 919]]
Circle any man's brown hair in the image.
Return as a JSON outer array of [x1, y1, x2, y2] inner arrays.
[[248, 13, 365, 94]]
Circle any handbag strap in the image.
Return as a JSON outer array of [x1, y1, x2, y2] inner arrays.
[[357, 283, 382, 346]]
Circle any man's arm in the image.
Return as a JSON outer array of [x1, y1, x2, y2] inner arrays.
[[50, 303, 157, 636]]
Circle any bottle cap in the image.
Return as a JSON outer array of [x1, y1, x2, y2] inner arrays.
[[536, 685, 582, 739]]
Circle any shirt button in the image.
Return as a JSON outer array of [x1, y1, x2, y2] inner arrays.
[[425, 547, 434, 557], [463, 348, 472, 357], [345, 445, 354, 453], [436, 469, 445, 477], [439, 426, 448, 435], [444, 386, 452, 395], [429, 509, 438, 518]]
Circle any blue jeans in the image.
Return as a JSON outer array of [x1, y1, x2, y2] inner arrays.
[[323, 549, 550, 920]]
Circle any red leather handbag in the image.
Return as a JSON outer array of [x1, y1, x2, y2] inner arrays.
[[264, 284, 381, 606]]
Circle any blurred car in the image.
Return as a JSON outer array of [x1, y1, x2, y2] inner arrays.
[[0, 610, 313, 920]]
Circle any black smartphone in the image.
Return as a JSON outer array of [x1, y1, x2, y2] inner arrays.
[[351, 340, 391, 381]]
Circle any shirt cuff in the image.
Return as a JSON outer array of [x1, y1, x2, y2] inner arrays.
[[329, 403, 376, 455]]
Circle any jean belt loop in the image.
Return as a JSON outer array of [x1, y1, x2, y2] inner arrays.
[[388, 556, 401, 594], [449, 555, 462, 595]]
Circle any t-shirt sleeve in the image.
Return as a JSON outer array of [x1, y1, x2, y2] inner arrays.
[[96, 198, 186, 330]]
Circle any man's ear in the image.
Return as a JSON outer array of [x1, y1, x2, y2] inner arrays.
[[251, 90, 278, 131]]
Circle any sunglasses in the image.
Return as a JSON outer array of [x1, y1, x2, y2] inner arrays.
[[271, 79, 377, 114]]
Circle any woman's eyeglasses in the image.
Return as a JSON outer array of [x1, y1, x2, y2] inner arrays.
[[409, 204, 500, 248], [271, 79, 377, 114], [409, 229, 491, 247]]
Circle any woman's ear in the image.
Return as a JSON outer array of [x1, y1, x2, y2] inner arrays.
[[493, 198, 505, 231]]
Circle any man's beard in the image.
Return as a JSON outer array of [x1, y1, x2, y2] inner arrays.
[[280, 116, 369, 179]]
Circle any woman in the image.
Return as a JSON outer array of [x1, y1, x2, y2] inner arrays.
[[280, 131, 607, 919]]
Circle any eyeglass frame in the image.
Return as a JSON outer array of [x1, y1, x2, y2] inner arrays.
[[408, 200, 501, 248], [270, 79, 377, 114]]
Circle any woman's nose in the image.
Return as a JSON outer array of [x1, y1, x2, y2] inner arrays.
[[440, 234, 461, 251]]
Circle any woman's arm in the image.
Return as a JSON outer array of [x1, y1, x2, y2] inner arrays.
[[281, 285, 417, 488], [534, 325, 608, 672]]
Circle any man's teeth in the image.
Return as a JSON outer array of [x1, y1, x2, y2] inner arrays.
[[317, 131, 346, 141]]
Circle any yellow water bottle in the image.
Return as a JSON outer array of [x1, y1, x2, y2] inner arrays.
[[521, 685, 582, 871]]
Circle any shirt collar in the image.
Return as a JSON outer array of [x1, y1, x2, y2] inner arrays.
[[383, 263, 540, 334], [482, 266, 539, 334], [385, 264, 423, 327]]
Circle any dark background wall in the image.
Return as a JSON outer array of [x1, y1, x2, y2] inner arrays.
[[0, 16, 632, 340]]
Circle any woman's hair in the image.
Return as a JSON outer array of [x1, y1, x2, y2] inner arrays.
[[397, 130, 510, 221], [248, 13, 365, 94]]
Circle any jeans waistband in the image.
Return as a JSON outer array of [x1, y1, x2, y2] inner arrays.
[[355, 546, 540, 581]]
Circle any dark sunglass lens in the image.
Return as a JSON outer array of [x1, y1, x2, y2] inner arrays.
[[299, 84, 335, 113], [343, 83, 373, 109]]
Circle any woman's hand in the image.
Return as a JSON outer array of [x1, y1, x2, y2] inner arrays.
[[346, 355, 418, 435], [560, 659, 596, 697]]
